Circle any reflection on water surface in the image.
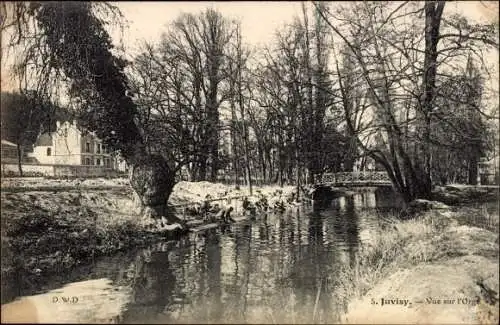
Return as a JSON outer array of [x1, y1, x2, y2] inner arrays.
[[2, 188, 402, 324]]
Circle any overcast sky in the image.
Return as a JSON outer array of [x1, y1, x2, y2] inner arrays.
[[114, 1, 499, 55], [1, 1, 499, 92], [115, 1, 303, 52]]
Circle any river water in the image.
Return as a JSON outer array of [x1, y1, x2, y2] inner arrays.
[[2, 188, 404, 324]]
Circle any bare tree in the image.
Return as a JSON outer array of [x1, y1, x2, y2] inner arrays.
[[315, 0, 497, 202]]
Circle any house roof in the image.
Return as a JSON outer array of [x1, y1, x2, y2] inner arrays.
[[1, 139, 17, 147], [35, 133, 53, 146]]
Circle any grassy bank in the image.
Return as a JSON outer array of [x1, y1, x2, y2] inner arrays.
[[0, 178, 296, 301], [338, 203, 499, 324], [1, 187, 183, 302]]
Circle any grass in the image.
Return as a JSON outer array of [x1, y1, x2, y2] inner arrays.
[[452, 202, 500, 233], [331, 205, 499, 324], [0, 188, 186, 303]]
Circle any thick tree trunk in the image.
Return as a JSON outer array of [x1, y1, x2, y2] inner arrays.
[[415, 1, 445, 197], [128, 153, 181, 224]]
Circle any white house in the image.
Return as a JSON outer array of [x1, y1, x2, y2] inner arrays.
[[29, 120, 127, 172]]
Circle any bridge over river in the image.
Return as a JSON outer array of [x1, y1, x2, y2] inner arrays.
[[317, 171, 392, 187]]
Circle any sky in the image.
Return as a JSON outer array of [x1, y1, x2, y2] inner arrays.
[[114, 1, 304, 53], [1, 1, 499, 93], [113, 1, 499, 48]]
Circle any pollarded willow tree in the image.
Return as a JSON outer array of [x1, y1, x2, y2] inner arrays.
[[2, 2, 179, 223], [315, 0, 498, 202]]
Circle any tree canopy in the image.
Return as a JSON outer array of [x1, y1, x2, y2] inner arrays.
[[2, 1, 498, 203]]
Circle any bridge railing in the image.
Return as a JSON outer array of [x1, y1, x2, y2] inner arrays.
[[320, 171, 391, 184]]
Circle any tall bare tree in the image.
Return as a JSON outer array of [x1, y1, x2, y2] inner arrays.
[[315, 1, 497, 202]]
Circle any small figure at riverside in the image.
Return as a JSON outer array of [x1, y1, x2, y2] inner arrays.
[[214, 206, 235, 224], [255, 195, 269, 212], [242, 197, 257, 216], [200, 199, 210, 221], [184, 205, 200, 217], [274, 199, 286, 212]]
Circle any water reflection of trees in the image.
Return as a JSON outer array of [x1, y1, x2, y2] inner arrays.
[[119, 247, 176, 323], [329, 195, 360, 267], [9, 191, 392, 324]]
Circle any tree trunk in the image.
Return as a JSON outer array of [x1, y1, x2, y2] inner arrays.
[[241, 113, 252, 194], [236, 22, 252, 194], [128, 153, 181, 224], [416, 0, 445, 197], [278, 143, 285, 187], [197, 154, 207, 181], [16, 144, 23, 177], [468, 157, 478, 185], [230, 107, 240, 186]]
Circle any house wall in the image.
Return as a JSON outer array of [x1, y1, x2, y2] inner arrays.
[[80, 134, 113, 166], [1, 146, 18, 159], [52, 121, 83, 165], [1, 163, 125, 177], [30, 121, 123, 170], [1, 163, 54, 176], [32, 146, 55, 164]]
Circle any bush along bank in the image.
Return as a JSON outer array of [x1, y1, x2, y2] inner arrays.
[[337, 203, 499, 324]]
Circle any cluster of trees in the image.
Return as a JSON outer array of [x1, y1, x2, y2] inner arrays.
[[128, 2, 497, 201], [315, 1, 498, 200], [128, 3, 358, 190], [1, 1, 497, 216]]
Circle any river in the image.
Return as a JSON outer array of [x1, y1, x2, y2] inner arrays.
[[2, 187, 404, 324]]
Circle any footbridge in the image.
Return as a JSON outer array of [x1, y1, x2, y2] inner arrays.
[[317, 171, 392, 187]]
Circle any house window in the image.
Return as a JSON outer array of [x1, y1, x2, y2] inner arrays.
[[46, 148, 51, 156], [102, 145, 106, 154], [96, 158, 101, 166], [85, 158, 91, 165], [97, 144, 101, 154], [85, 142, 90, 153]]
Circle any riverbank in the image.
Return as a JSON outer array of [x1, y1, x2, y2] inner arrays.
[[339, 201, 499, 324], [2, 177, 499, 323], [1, 177, 296, 301]]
